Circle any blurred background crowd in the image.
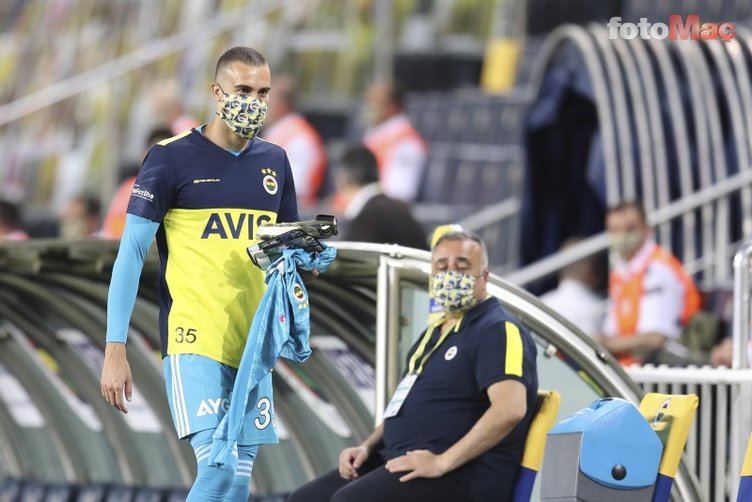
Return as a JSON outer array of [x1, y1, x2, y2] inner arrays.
[[0, 0, 508, 237]]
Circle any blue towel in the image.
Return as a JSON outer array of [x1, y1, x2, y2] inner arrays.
[[209, 245, 337, 466]]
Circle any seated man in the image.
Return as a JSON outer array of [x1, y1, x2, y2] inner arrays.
[[288, 230, 538, 502], [335, 144, 428, 250], [597, 200, 700, 365]]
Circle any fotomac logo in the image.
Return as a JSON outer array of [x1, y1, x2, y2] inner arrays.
[[608, 15, 736, 43]]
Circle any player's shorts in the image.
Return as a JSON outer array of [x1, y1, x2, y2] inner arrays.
[[163, 354, 279, 445]]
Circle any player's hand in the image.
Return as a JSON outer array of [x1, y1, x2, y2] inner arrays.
[[385, 450, 449, 482], [299, 268, 320, 285], [100, 342, 133, 414], [338, 445, 369, 480]]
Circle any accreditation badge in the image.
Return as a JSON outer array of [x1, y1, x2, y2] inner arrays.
[[383, 373, 418, 418]]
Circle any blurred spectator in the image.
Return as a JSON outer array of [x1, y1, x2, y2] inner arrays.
[[710, 336, 733, 367], [540, 237, 605, 337], [710, 336, 752, 368], [101, 127, 173, 239], [60, 194, 101, 239], [336, 144, 427, 249], [150, 79, 200, 135], [597, 200, 701, 365], [263, 74, 328, 207], [361, 81, 428, 202], [0, 200, 29, 241]]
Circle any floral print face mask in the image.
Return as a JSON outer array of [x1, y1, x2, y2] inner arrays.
[[431, 271, 479, 313], [217, 85, 268, 140]]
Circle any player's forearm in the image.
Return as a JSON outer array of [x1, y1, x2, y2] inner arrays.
[[106, 253, 142, 342], [600, 332, 666, 353], [360, 422, 384, 454], [438, 402, 524, 473], [106, 214, 157, 343]]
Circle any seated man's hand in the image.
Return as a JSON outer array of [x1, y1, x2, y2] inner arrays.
[[385, 449, 449, 482], [338, 445, 368, 480], [710, 337, 733, 367]]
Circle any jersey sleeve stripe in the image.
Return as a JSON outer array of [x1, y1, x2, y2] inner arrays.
[[504, 321, 523, 377]]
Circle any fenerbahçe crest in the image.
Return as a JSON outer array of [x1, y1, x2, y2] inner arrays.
[[293, 283, 308, 309], [293, 283, 306, 302], [261, 167, 278, 195]]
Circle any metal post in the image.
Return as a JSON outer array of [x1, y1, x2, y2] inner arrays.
[[387, 263, 402, 396], [731, 240, 752, 501], [374, 255, 390, 425], [732, 241, 752, 370]]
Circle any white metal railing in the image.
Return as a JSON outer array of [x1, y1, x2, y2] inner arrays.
[[626, 365, 752, 502], [621, 241, 752, 501], [733, 241, 752, 370], [505, 168, 752, 287]]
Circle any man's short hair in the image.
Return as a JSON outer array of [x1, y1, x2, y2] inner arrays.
[[0, 200, 21, 228], [77, 195, 102, 218], [147, 126, 173, 147], [606, 199, 647, 222], [433, 229, 489, 271], [214, 47, 267, 79], [338, 144, 380, 186]]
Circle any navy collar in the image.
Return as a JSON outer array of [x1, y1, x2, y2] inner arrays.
[[452, 296, 498, 331]]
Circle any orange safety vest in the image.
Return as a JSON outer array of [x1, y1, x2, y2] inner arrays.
[[609, 244, 701, 365], [264, 114, 327, 205], [363, 115, 428, 185], [101, 176, 136, 239]]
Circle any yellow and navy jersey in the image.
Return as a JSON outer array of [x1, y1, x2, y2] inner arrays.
[[382, 297, 538, 500], [127, 130, 299, 367]]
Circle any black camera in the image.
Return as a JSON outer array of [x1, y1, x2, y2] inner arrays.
[[247, 214, 337, 270]]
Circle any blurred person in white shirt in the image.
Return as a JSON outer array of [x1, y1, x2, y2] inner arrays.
[[540, 237, 605, 337]]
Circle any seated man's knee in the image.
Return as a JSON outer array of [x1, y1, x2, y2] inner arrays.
[[331, 483, 362, 502], [287, 482, 320, 502], [288, 470, 347, 502], [330, 490, 348, 502]]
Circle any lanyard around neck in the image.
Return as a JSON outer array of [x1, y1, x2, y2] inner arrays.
[[408, 316, 463, 375]]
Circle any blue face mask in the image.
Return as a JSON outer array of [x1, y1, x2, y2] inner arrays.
[[217, 86, 267, 140], [431, 271, 479, 313]]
